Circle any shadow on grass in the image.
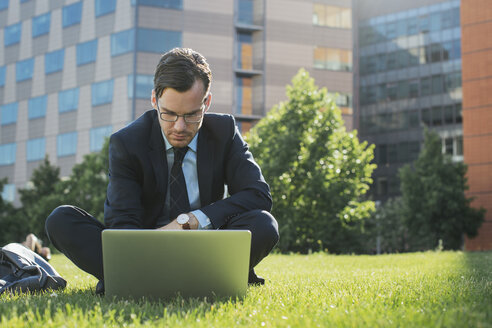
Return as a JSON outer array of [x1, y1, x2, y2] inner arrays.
[[0, 287, 245, 323]]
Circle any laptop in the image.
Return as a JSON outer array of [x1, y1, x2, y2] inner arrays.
[[101, 230, 251, 299]]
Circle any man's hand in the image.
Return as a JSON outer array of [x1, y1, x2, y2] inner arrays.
[[156, 213, 199, 230]]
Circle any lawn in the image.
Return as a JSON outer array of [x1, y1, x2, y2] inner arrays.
[[1, 251, 491, 327]]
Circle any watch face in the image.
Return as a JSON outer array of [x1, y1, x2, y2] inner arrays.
[[177, 214, 189, 225]]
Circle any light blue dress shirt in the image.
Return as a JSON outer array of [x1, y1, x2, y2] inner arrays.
[[162, 131, 212, 229]]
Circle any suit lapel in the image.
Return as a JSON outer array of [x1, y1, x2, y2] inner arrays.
[[197, 128, 214, 207], [148, 113, 168, 194]]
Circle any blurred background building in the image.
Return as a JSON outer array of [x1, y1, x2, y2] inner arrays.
[[0, 0, 353, 203], [0, 0, 490, 250]]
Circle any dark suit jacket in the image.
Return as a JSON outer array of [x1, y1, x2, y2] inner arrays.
[[104, 110, 272, 229]]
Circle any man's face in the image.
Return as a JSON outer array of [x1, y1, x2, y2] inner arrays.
[[151, 80, 211, 148]]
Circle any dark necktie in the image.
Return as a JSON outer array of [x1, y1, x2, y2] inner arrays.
[[169, 147, 190, 220]]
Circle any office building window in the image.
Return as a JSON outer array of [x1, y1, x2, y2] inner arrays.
[[0, 0, 9, 10], [1, 102, 18, 125], [32, 12, 51, 37], [45, 49, 64, 74], [16, 58, 34, 82], [90, 126, 112, 152], [0, 143, 16, 165], [4, 22, 21, 46], [128, 74, 153, 99], [95, 0, 116, 17], [237, 0, 254, 24], [455, 103, 462, 123], [136, 0, 182, 9], [111, 29, 135, 56], [57, 132, 77, 157], [62, 2, 83, 28], [237, 32, 253, 70], [92, 80, 114, 106], [0, 66, 5, 87], [136, 28, 181, 53], [313, 4, 351, 28], [236, 77, 252, 115], [1, 184, 15, 203], [77, 39, 98, 66], [28, 95, 47, 119], [314, 47, 352, 71], [59, 88, 79, 113], [26, 137, 46, 162], [327, 92, 352, 108]]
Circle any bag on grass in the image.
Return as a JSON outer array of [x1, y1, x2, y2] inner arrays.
[[0, 243, 66, 295]]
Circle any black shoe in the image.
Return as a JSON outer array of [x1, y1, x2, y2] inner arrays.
[[95, 280, 105, 295], [248, 270, 265, 286]]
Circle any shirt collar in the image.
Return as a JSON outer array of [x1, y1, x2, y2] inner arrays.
[[161, 130, 199, 153]]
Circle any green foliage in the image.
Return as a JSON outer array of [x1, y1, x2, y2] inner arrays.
[[1, 252, 491, 327], [0, 139, 110, 244], [0, 178, 24, 245], [59, 139, 109, 222], [16, 156, 62, 240], [363, 197, 408, 253], [399, 129, 485, 250], [246, 69, 376, 253]]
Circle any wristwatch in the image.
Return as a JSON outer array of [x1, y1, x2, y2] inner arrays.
[[176, 213, 191, 230]]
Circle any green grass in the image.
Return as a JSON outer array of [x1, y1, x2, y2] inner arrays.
[[1, 251, 491, 327]]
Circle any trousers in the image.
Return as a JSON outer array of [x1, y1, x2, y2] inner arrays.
[[45, 205, 279, 281]]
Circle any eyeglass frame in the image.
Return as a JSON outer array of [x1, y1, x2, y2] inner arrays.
[[156, 99, 207, 123]]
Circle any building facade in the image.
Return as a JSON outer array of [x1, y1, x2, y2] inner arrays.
[[0, 0, 353, 204], [461, 0, 492, 250], [354, 0, 463, 201]]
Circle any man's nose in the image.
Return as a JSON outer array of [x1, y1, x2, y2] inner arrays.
[[174, 116, 187, 131]]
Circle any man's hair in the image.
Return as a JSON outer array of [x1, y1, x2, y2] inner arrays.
[[154, 48, 212, 99]]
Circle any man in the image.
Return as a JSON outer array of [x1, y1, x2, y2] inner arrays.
[[45, 48, 279, 294]]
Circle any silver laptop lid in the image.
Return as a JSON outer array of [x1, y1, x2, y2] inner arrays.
[[102, 230, 251, 299]]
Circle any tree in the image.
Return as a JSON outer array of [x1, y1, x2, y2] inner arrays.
[[362, 198, 408, 254], [399, 129, 485, 250], [245, 69, 376, 253], [0, 178, 24, 245], [17, 156, 62, 240], [60, 138, 109, 222]]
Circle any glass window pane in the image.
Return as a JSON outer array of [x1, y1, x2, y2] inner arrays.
[[45, 49, 64, 74], [432, 106, 442, 126], [59, 88, 79, 113], [430, 12, 441, 31], [28, 95, 47, 119], [92, 80, 114, 106], [1, 184, 15, 203], [236, 77, 252, 115], [237, 32, 253, 69], [26, 137, 46, 161], [90, 126, 112, 152], [111, 29, 135, 56], [1, 102, 18, 125], [430, 43, 441, 62], [0, 143, 16, 166], [95, 0, 116, 17], [4, 22, 21, 46], [136, 28, 181, 53], [32, 13, 50, 37], [456, 136, 463, 156], [128, 74, 154, 99], [63, 2, 83, 28], [0, 66, 5, 87], [138, 0, 182, 9], [455, 103, 462, 123], [432, 75, 443, 94], [57, 132, 77, 157], [444, 105, 454, 124], [421, 108, 431, 126], [16, 58, 34, 82], [313, 4, 325, 25], [314, 47, 326, 69], [77, 39, 98, 65], [238, 0, 253, 24], [420, 77, 432, 96], [0, 0, 9, 10], [340, 8, 351, 28]]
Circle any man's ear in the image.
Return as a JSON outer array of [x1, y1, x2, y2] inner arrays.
[[204, 93, 212, 113]]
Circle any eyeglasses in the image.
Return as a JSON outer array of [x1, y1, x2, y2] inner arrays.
[[156, 100, 205, 123]]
